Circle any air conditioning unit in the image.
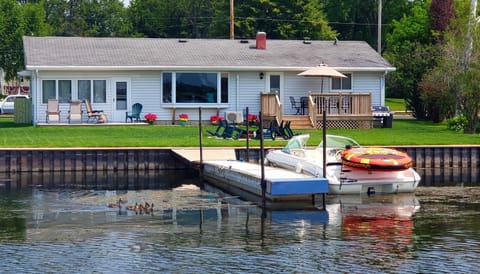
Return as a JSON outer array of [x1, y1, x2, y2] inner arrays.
[[225, 111, 244, 124]]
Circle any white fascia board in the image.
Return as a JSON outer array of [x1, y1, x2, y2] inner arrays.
[[26, 65, 300, 71], [26, 65, 396, 72], [334, 67, 396, 72]]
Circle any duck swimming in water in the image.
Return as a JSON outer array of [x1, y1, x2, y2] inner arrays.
[[126, 203, 139, 211], [107, 198, 124, 208]]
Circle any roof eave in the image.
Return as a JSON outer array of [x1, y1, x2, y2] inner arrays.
[[25, 65, 396, 72]]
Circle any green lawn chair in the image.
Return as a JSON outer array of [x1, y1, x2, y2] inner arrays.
[[126, 103, 143, 123]]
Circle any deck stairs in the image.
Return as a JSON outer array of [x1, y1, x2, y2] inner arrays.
[[282, 115, 314, 129]]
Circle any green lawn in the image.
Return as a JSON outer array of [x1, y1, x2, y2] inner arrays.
[[385, 98, 407, 111], [0, 118, 479, 148]]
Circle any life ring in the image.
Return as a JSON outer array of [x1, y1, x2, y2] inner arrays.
[[341, 147, 412, 170]]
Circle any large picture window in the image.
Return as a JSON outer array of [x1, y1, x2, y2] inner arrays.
[[332, 73, 352, 90], [162, 72, 228, 104], [176, 73, 217, 103]]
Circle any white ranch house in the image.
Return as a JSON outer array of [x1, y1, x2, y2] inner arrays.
[[22, 34, 394, 126]]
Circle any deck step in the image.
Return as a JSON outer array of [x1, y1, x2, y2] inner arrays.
[[282, 115, 314, 129]]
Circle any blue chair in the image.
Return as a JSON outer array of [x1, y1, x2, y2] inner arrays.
[[125, 103, 143, 122]]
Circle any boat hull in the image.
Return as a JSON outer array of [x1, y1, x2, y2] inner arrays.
[[266, 149, 421, 195]]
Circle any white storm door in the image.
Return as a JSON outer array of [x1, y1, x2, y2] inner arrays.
[[113, 79, 130, 122]]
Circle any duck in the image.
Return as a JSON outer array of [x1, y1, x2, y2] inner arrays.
[[144, 203, 154, 215], [107, 198, 123, 208], [126, 203, 138, 211]]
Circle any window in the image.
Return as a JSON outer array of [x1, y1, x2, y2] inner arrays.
[[93, 80, 106, 103], [163, 73, 172, 103], [42, 80, 72, 103], [42, 80, 55, 104], [162, 72, 228, 104], [58, 80, 72, 103], [78, 80, 91, 102], [270, 75, 280, 93], [176, 73, 216, 103], [332, 73, 352, 90], [221, 73, 228, 103], [78, 80, 106, 103]]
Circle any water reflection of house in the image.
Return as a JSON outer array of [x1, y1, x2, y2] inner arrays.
[[22, 33, 394, 127]]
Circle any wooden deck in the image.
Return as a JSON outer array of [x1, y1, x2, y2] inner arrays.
[[261, 92, 375, 129]]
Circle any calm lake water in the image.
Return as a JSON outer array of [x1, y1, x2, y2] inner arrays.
[[1, 171, 480, 273]]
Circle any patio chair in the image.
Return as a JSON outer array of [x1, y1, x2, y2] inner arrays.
[[274, 120, 290, 140], [283, 120, 295, 139], [207, 120, 228, 137], [289, 96, 301, 115], [68, 100, 83, 123], [83, 99, 105, 123], [126, 103, 142, 123], [254, 120, 277, 140], [46, 99, 60, 123]]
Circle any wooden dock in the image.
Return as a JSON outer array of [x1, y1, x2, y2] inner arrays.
[[202, 160, 328, 202], [171, 148, 328, 206]]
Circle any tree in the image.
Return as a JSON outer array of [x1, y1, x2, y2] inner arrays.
[[129, 0, 214, 38], [429, 0, 456, 36], [23, 0, 53, 36], [0, 0, 25, 81], [213, 0, 336, 40], [383, 1, 436, 119], [421, 1, 480, 132], [84, 0, 132, 37], [323, 0, 415, 50], [44, 0, 88, 36]]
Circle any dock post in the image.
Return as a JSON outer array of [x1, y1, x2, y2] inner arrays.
[[245, 107, 250, 162], [322, 110, 327, 210], [259, 111, 266, 207], [199, 107, 204, 178]]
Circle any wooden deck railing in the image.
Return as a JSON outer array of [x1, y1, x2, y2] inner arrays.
[[260, 92, 373, 128], [308, 92, 372, 116]]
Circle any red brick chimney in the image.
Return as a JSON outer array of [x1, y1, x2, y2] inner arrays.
[[256, 32, 266, 49]]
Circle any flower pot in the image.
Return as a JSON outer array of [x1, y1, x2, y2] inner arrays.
[[180, 121, 187, 126]]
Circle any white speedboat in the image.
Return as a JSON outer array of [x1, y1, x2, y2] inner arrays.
[[265, 134, 421, 195]]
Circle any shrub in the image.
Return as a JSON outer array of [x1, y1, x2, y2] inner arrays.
[[447, 115, 467, 132]]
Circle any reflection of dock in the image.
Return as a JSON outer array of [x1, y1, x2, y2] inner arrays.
[[171, 149, 329, 206]]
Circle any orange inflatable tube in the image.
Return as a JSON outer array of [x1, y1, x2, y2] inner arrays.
[[342, 147, 413, 170]]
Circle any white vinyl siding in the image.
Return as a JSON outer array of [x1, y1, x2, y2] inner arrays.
[[352, 72, 383, 106], [31, 69, 387, 124]]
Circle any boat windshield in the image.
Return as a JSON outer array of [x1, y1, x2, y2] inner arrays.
[[318, 135, 360, 149], [282, 134, 309, 154]]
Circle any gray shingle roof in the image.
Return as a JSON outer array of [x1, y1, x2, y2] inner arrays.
[[23, 36, 394, 71]]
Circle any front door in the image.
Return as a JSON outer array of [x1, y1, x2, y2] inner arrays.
[[113, 79, 130, 122]]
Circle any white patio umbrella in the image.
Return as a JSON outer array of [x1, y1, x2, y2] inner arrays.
[[297, 63, 347, 93]]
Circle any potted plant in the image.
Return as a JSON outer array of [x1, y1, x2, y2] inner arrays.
[[210, 115, 224, 125], [144, 113, 157, 125], [179, 113, 188, 126], [247, 114, 258, 126]]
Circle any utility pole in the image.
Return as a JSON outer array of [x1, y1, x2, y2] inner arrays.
[[377, 0, 382, 54], [230, 0, 234, 40]]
